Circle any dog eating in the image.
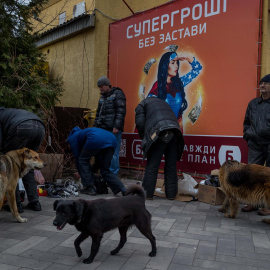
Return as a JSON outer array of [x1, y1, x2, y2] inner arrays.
[[0, 148, 46, 223], [53, 184, 157, 264], [218, 160, 270, 224]]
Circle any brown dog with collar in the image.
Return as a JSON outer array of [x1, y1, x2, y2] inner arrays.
[[0, 148, 45, 223], [218, 160, 270, 224]]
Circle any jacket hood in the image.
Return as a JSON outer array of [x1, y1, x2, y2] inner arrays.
[[67, 127, 81, 141], [102, 87, 122, 97]]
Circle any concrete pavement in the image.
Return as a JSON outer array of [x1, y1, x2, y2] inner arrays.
[[1, 179, 270, 270]]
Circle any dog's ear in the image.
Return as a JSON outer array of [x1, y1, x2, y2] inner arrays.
[[17, 147, 30, 157], [53, 200, 60, 211], [73, 200, 84, 223], [16, 147, 28, 157], [23, 148, 30, 157]]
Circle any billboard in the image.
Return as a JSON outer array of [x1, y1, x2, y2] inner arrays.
[[109, 0, 261, 173]]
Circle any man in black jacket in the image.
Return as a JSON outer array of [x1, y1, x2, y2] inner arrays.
[[135, 97, 185, 200], [242, 74, 270, 216], [94, 76, 126, 175], [0, 107, 45, 212]]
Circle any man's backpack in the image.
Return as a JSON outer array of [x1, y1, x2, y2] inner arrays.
[[94, 174, 108, 194]]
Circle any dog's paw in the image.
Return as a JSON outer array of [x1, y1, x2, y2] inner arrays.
[[18, 217, 28, 223], [110, 249, 118, 255], [224, 213, 235, 219], [149, 251, 156, 257], [262, 218, 270, 224], [218, 208, 226, 213], [75, 247, 82, 257], [83, 258, 93, 264]]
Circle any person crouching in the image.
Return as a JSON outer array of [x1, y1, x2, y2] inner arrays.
[[67, 127, 126, 196]]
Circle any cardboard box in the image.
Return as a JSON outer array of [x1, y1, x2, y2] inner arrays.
[[210, 169, 220, 176], [154, 179, 197, 202], [198, 184, 225, 205], [39, 153, 64, 182]]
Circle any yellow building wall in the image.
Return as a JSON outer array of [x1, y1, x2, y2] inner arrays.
[[35, 0, 270, 109], [34, 0, 169, 109], [33, 0, 97, 109]]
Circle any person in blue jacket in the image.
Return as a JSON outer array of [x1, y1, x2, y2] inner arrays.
[[67, 127, 126, 196]]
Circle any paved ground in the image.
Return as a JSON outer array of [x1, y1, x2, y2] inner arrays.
[[1, 179, 270, 270]]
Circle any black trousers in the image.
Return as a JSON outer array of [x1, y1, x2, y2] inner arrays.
[[248, 141, 270, 167], [78, 147, 126, 194], [143, 135, 179, 199], [3, 120, 45, 204]]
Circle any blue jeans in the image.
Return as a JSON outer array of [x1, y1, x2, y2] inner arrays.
[[110, 131, 122, 175], [79, 147, 125, 194]]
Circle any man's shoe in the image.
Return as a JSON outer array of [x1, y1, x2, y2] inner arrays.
[[3, 203, 24, 213], [258, 208, 270, 216], [80, 187, 97, 196], [241, 205, 258, 212], [17, 202, 24, 213], [27, 202, 42, 211]]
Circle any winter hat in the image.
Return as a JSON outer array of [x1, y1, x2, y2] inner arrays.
[[259, 74, 270, 84], [97, 76, 110, 87]]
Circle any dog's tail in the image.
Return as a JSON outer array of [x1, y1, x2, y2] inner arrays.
[[125, 184, 145, 199]]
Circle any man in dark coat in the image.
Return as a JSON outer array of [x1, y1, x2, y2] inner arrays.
[[242, 74, 270, 215], [0, 107, 45, 212], [67, 127, 126, 196], [135, 97, 185, 200], [94, 76, 126, 176]]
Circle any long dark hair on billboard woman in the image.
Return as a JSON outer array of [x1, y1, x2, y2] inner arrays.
[[147, 51, 202, 130]]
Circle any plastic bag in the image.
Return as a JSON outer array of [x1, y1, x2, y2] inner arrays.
[[18, 178, 27, 200], [178, 173, 198, 196], [18, 178, 24, 190]]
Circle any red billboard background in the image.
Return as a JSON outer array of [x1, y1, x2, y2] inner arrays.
[[109, 0, 262, 174]]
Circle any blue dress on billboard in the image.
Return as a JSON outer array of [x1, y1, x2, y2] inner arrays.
[[147, 57, 202, 121]]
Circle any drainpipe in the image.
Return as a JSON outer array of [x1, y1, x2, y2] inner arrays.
[[107, 24, 111, 78], [257, 0, 264, 93]]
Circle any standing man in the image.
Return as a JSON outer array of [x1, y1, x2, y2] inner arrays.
[[67, 127, 126, 196], [135, 97, 185, 200], [94, 76, 126, 175], [242, 74, 270, 216], [0, 107, 45, 213]]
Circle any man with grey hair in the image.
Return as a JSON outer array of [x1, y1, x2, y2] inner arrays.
[[242, 74, 270, 216], [94, 76, 126, 175]]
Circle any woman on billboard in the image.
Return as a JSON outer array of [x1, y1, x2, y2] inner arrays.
[[147, 51, 202, 130]]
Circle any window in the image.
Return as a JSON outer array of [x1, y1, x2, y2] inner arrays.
[[73, 2, 86, 18], [59, 12, 66, 25]]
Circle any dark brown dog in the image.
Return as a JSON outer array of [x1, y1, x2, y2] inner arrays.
[[218, 160, 270, 224], [53, 185, 157, 264], [0, 148, 46, 223]]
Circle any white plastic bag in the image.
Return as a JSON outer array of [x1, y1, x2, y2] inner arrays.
[[18, 178, 24, 191], [18, 178, 27, 199], [178, 173, 198, 196]]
